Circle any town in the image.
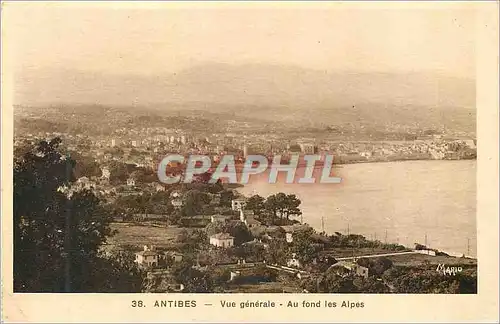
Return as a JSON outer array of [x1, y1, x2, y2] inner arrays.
[[14, 103, 477, 293], [13, 109, 477, 294]]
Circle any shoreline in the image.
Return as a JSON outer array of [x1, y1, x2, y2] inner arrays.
[[332, 156, 476, 166], [228, 156, 476, 172], [234, 157, 477, 259]]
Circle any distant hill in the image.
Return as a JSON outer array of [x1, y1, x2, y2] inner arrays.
[[16, 63, 475, 108], [14, 63, 475, 134]]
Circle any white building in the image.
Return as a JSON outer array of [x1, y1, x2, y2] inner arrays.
[[287, 253, 302, 268], [231, 198, 247, 211], [360, 151, 372, 158], [155, 183, 165, 192], [464, 139, 476, 149], [299, 143, 315, 154], [414, 249, 437, 256], [171, 199, 182, 209], [281, 224, 311, 243], [101, 167, 111, 181], [331, 261, 369, 279], [164, 251, 184, 263], [75, 177, 95, 190], [135, 245, 159, 267], [127, 177, 136, 187], [239, 209, 261, 228], [209, 233, 235, 248], [170, 191, 183, 209]]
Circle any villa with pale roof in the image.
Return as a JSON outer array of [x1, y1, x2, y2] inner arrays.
[[209, 233, 235, 248]]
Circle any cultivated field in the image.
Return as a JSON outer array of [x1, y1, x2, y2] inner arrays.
[[106, 222, 191, 250]]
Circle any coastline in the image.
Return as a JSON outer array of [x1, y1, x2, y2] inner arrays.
[[332, 156, 477, 165], [235, 158, 477, 259]]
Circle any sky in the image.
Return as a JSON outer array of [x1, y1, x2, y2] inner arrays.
[[5, 2, 477, 79]]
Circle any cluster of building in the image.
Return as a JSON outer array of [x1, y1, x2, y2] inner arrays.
[[328, 139, 476, 162], [134, 245, 183, 267], [131, 193, 377, 285], [15, 128, 477, 190], [17, 128, 477, 171], [15, 128, 473, 288]]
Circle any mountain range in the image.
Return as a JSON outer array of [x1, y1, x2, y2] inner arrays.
[[14, 63, 475, 133]]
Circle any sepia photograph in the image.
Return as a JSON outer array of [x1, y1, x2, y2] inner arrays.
[[1, 1, 499, 323]]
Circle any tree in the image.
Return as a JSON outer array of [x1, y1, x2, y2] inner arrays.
[[238, 243, 266, 262], [265, 238, 290, 265], [129, 148, 141, 157], [264, 193, 302, 221], [300, 276, 320, 293], [170, 261, 213, 293], [70, 151, 102, 178], [370, 257, 393, 277], [178, 229, 207, 253], [104, 203, 131, 222], [205, 221, 226, 237], [208, 266, 231, 287], [245, 195, 265, 215], [282, 194, 302, 220], [291, 228, 320, 264], [224, 222, 253, 246], [234, 265, 277, 284], [181, 190, 210, 217], [149, 192, 174, 215], [357, 257, 393, 277], [353, 277, 390, 293], [383, 268, 477, 294], [88, 250, 144, 292], [108, 160, 129, 184], [229, 246, 247, 259], [320, 270, 357, 293], [201, 204, 216, 216], [170, 209, 182, 225], [128, 170, 144, 184], [115, 192, 154, 215], [208, 181, 224, 194], [14, 138, 142, 292], [264, 193, 284, 220], [219, 190, 235, 208]]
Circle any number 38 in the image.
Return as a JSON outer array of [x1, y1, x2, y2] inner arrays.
[[131, 300, 144, 307]]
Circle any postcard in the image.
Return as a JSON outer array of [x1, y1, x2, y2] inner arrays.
[[1, 1, 498, 323]]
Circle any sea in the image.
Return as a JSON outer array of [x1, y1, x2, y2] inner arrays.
[[237, 160, 477, 257]]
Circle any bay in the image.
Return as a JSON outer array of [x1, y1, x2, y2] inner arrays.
[[238, 160, 477, 257]]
